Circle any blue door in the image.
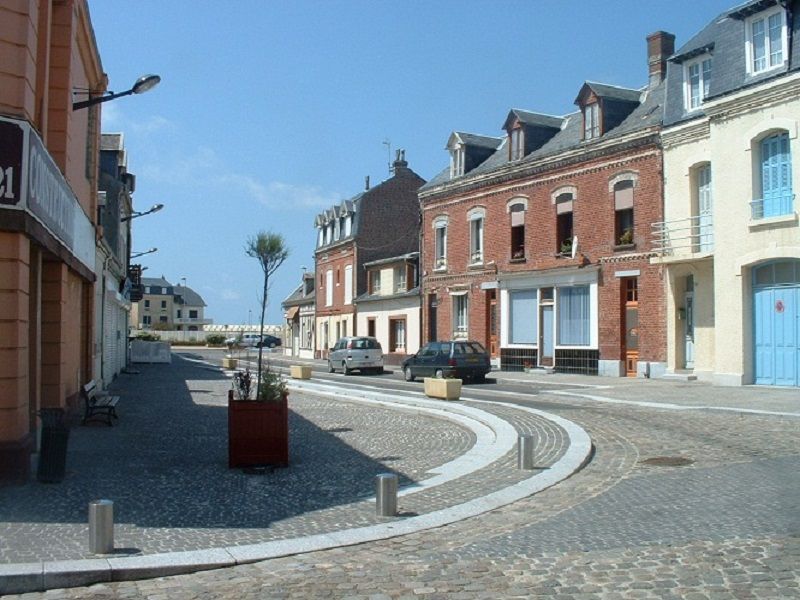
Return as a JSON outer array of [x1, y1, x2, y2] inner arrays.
[[753, 261, 800, 386]]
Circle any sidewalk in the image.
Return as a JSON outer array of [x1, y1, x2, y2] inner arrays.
[[0, 353, 590, 594]]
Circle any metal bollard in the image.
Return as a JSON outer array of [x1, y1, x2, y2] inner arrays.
[[518, 434, 535, 470], [88, 499, 114, 554], [375, 473, 398, 517]]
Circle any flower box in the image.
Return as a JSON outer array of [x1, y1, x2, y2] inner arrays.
[[290, 365, 312, 379], [228, 389, 289, 468], [222, 357, 238, 369], [423, 377, 462, 401]]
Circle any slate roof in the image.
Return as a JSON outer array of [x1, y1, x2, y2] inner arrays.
[[353, 287, 421, 304], [450, 132, 504, 150], [421, 82, 661, 194], [174, 285, 206, 307], [363, 252, 419, 268], [663, 0, 800, 127], [579, 81, 643, 104], [282, 273, 315, 307], [503, 109, 564, 131], [141, 277, 171, 288]]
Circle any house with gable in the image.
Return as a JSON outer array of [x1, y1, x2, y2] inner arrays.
[[281, 270, 316, 359], [313, 151, 425, 358], [655, 0, 800, 387], [418, 32, 674, 378]]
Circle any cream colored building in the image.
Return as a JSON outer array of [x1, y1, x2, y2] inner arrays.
[[355, 253, 421, 363], [656, 1, 799, 387]]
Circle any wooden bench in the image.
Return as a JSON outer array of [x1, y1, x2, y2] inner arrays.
[[82, 380, 120, 426]]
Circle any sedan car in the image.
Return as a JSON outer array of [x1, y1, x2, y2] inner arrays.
[[225, 333, 282, 348], [401, 340, 491, 382], [328, 336, 384, 375]]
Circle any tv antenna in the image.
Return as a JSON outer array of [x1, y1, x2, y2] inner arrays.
[[382, 138, 392, 174]]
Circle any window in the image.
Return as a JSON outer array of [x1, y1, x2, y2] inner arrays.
[[685, 56, 711, 110], [176, 309, 182, 319], [557, 286, 590, 346], [367, 318, 376, 337], [755, 132, 793, 219], [747, 7, 786, 74], [344, 265, 353, 304], [394, 266, 406, 293], [509, 201, 527, 260], [336, 268, 340, 285], [614, 180, 635, 246], [344, 214, 352, 237], [510, 127, 524, 161], [370, 270, 382, 295], [509, 290, 537, 344], [159, 316, 168, 323], [450, 145, 465, 178], [161, 300, 167, 309], [453, 294, 468, 336], [468, 208, 485, 264], [434, 218, 447, 269], [555, 192, 574, 254], [583, 102, 600, 140], [142, 315, 151, 325], [189, 309, 198, 319], [695, 164, 713, 252], [144, 299, 150, 309], [389, 318, 406, 352], [317, 227, 324, 247], [325, 270, 333, 306]]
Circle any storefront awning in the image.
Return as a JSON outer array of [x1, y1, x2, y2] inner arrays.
[[285, 306, 300, 320]]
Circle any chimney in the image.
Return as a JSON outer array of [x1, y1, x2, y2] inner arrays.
[[392, 148, 408, 173], [647, 31, 675, 87], [365, 175, 370, 190]]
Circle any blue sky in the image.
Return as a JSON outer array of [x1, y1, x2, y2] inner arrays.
[[88, 0, 735, 326]]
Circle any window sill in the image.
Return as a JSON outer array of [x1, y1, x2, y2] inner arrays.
[[509, 257, 526, 264], [433, 266, 447, 273], [613, 243, 636, 252], [468, 262, 485, 270], [748, 212, 797, 230]]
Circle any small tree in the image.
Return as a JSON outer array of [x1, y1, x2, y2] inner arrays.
[[245, 232, 289, 397]]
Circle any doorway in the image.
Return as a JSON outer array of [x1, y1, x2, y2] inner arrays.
[[485, 289, 497, 358], [539, 288, 554, 367], [684, 275, 695, 370], [623, 278, 639, 377]]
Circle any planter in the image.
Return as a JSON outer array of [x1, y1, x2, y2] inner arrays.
[[222, 356, 238, 369], [423, 377, 462, 400], [228, 390, 289, 468], [290, 365, 312, 379]]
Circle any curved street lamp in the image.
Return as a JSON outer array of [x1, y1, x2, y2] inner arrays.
[[121, 203, 164, 222], [73, 74, 161, 111], [130, 247, 158, 259]]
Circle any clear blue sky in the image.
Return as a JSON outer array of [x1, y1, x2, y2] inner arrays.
[[88, 0, 735, 326]]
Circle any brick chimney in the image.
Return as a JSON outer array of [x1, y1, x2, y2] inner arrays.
[[392, 148, 408, 174], [647, 31, 675, 88]]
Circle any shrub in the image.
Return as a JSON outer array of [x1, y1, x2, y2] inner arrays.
[[135, 332, 161, 342], [206, 333, 226, 345]]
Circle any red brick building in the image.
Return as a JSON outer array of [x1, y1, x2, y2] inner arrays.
[[314, 151, 425, 357], [418, 33, 673, 378]]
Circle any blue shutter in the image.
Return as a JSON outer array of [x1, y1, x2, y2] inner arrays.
[[510, 290, 537, 344], [557, 286, 590, 346], [761, 133, 793, 217]]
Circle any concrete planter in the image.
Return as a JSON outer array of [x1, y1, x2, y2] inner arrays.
[[290, 365, 312, 379], [222, 357, 238, 369], [227, 390, 289, 468], [424, 377, 462, 400]]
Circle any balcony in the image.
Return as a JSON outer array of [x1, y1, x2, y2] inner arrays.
[[749, 193, 795, 221], [651, 215, 714, 260]]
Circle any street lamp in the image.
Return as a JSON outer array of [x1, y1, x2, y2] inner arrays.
[[121, 204, 164, 222], [130, 247, 158, 259], [73, 74, 161, 111]]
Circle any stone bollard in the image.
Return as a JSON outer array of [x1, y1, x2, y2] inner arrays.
[[88, 499, 114, 554], [517, 434, 535, 470], [375, 473, 398, 517]]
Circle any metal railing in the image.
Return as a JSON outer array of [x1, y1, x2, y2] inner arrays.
[[750, 193, 795, 220], [651, 214, 714, 256]]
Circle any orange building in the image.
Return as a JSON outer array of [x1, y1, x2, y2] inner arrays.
[[0, 0, 105, 482]]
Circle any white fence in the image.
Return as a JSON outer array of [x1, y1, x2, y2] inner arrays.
[[130, 340, 172, 363], [133, 325, 286, 345]]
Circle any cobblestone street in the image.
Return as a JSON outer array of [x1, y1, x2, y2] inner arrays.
[[2, 354, 798, 598]]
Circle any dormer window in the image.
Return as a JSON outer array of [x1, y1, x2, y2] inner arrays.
[[333, 218, 340, 241], [746, 6, 787, 74], [684, 56, 711, 110], [583, 103, 600, 140], [450, 145, 465, 178], [510, 127, 524, 161], [344, 214, 352, 237]]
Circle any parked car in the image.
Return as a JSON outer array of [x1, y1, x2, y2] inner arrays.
[[225, 333, 282, 348], [401, 340, 491, 382], [328, 336, 384, 375]]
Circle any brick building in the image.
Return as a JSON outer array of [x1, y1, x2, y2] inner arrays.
[[418, 33, 673, 378], [314, 151, 425, 357], [0, 0, 105, 481]]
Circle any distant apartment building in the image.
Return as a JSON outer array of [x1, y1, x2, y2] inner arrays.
[[0, 0, 105, 482], [313, 151, 425, 357], [131, 277, 211, 331]]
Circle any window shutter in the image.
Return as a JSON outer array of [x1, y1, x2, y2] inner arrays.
[[614, 184, 634, 210]]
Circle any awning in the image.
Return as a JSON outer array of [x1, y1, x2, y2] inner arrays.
[[285, 306, 299, 320]]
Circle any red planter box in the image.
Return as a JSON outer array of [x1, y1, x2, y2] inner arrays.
[[227, 390, 289, 468]]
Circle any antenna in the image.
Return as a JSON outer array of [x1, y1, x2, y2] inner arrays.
[[382, 138, 392, 174]]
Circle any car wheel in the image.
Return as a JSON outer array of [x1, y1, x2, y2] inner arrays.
[[434, 369, 444, 379], [404, 367, 415, 382], [473, 373, 486, 383], [342, 361, 351, 375], [327, 360, 335, 373], [269, 342, 276, 348]]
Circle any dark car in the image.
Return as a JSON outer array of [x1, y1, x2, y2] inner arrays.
[[401, 340, 491, 382], [256, 334, 282, 348]]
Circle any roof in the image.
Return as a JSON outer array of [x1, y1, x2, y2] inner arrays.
[[353, 287, 421, 304], [281, 276, 315, 308], [503, 109, 564, 131], [141, 277, 171, 288], [363, 252, 419, 268], [448, 132, 504, 150], [579, 81, 643, 104], [174, 285, 206, 307]]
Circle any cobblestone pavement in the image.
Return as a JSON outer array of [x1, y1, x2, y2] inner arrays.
[[4, 354, 799, 598]]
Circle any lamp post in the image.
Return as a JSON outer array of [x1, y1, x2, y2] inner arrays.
[[73, 74, 161, 111], [130, 247, 157, 260], [122, 204, 164, 222]]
